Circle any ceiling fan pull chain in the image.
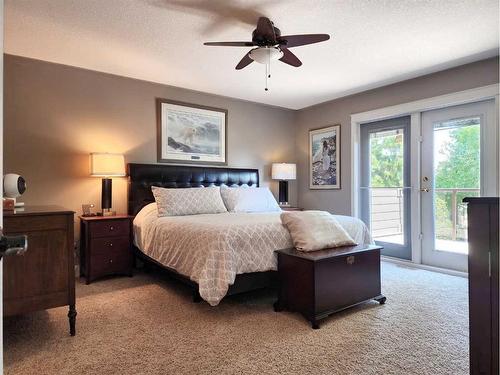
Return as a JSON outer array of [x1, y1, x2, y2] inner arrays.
[[264, 48, 271, 91], [265, 63, 268, 91], [268, 49, 271, 79]]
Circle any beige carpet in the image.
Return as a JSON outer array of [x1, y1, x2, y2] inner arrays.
[[4, 262, 468, 375]]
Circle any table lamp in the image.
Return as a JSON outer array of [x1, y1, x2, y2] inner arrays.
[[271, 163, 296, 206], [90, 153, 125, 216]]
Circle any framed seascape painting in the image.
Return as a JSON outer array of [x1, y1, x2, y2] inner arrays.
[[157, 99, 227, 165], [309, 125, 341, 189]]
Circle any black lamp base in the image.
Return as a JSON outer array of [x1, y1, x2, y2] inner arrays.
[[101, 178, 114, 215], [278, 180, 289, 206]]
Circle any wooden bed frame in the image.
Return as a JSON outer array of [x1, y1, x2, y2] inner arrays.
[[128, 163, 278, 303]]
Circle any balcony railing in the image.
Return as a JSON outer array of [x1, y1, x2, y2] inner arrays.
[[434, 188, 480, 241], [368, 187, 480, 243]]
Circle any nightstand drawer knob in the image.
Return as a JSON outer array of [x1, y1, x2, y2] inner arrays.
[[110, 226, 114, 231], [109, 243, 113, 247], [110, 259, 113, 263], [346, 256, 355, 265]]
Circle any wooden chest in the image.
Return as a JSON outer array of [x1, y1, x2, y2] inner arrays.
[[3, 206, 76, 335], [275, 245, 385, 329]]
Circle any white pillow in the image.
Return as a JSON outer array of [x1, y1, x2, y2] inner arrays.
[[151, 186, 227, 217], [220, 186, 281, 213], [280, 210, 357, 252]]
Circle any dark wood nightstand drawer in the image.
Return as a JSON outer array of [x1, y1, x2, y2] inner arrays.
[[90, 237, 130, 256], [90, 249, 132, 278], [89, 219, 130, 238]]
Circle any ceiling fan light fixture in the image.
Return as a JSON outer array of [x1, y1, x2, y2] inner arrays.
[[249, 47, 283, 64]]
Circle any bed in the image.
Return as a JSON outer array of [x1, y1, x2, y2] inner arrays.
[[128, 163, 373, 306]]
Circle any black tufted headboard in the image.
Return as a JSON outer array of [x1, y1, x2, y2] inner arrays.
[[127, 163, 259, 215]]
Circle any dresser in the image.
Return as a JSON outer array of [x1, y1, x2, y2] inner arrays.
[[3, 206, 77, 335], [464, 197, 498, 375], [80, 215, 133, 284]]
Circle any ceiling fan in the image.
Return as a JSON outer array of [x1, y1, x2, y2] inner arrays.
[[204, 17, 330, 90]]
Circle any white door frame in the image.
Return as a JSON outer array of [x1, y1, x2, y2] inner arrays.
[[350, 83, 499, 265]]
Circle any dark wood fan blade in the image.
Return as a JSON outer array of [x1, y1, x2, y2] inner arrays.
[[279, 48, 302, 67], [235, 52, 254, 70], [278, 34, 330, 48], [255, 17, 277, 44], [204, 41, 256, 47]]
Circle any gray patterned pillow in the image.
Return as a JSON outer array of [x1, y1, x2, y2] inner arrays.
[[151, 186, 227, 217]]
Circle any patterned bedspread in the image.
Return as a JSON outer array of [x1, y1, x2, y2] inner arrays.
[[133, 203, 373, 306]]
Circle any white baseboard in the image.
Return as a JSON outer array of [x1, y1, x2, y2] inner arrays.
[[381, 255, 468, 278]]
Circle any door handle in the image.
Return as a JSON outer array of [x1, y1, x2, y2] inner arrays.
[[420, 188, 429, 193], [0, 230, 28, 260]]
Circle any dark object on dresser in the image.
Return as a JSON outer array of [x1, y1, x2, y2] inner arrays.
[[464, 197, 498, 375], [3, 206, 77, 336], [274, 244, 385, 329], [80, 215, 134, 284], [128, 163, 277, 302]]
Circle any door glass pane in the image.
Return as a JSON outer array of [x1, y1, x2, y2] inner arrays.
[[433, 117, 480, 254], [369, 128, 405, 245], [360, 116, 411, 260]]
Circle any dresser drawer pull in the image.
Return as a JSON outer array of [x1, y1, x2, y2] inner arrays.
[[109, 243, 113, 247], [346, 256, 355, 265], [109, 226, 114, 231], [110, 259, 113, 264]]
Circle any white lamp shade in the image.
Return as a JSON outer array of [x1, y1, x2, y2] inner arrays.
[[90, 153, 125, 177], [272, 163, 296, 180]]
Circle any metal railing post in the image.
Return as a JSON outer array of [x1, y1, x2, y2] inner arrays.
[[451, 189, 457, 241]]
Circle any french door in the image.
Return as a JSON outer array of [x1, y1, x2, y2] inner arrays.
[[359, 100, 496, 271], [360, 116, 412, 260], [420, 100, 496, 272]]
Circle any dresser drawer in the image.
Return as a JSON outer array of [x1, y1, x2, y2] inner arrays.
[[89, 219, 129, 238]]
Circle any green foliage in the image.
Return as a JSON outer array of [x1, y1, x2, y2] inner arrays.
[[370, 134, 403, 187], [435, 125, 480, 188], [369, 124, 480, 242]]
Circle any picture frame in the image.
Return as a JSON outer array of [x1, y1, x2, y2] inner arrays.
[[309, 125, 341, 189], [156, 98, 228, 165]]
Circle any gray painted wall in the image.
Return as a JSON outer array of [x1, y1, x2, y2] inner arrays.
[[4, 54, 499, 226], [296, 57, 499, 215], [4, 55, 297, 228]]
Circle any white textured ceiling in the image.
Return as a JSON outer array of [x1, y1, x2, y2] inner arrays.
[[5, 0, 499, 109]]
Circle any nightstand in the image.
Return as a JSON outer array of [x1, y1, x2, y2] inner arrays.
[[80, 215, 133, 284], [280, 206, 303, 211]]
